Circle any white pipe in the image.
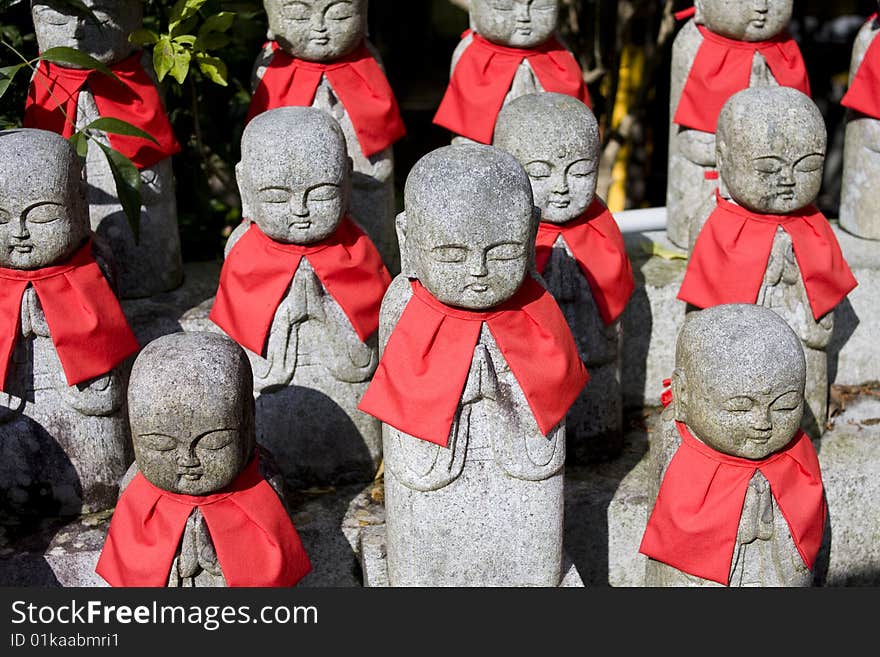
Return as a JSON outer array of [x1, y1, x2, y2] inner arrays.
[[612, 206, 668, 233]]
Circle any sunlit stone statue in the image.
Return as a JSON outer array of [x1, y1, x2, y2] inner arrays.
[[248, 0, 406, 269], [358, 144, 588, 586], [0, 129, 138, 520], [494, 92, 633, 462], [26, 0, 184, 298], [641, 304, 827, 587], [210, 107, 390, 487]]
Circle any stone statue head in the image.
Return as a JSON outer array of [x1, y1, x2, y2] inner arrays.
[[238, 107, 351, 245], [32, 0, 142, 67], [398, 144, 536, 310], [671, 304, 806, 460], [128, 332, 257, 496], [717, 87, 825, 215], [0, 129, 90, 271], [264, 0, 367, 61], [696, 0, 792, 42], [494, 92, 599, 224], [471, 0, 559, 48]]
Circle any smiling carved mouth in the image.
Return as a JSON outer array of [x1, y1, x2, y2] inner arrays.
[[466, 283, 489, 293], [549, 199, 570, 209], [310, 37, 330, 45], [179, 470, 204, 481], [290, 220, 312, 229], [11, 245, 33, 254]]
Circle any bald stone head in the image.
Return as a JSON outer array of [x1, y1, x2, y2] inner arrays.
[[671, 304, 806, 460], [471, 0, 559, 48], [717, 87, 826, 215], [697, 0, 792, 42], [32, 0, 142, 67], [0, 129, 90, 270], [400, 144, 535, 310], [129, 332, 257, 496], [238, 106, 351, 245], [264, 0, 368, 61], [495, 93, 599, 224]]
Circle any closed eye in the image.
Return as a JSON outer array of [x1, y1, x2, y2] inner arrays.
[[794, 154, 824, 173], [524, 161, 552, 179], [431, 245, 468, 263], [487, 242, 525, 261], [259, 188, 291, 204], [723, 397, 754, 412], [24, 202, 65, 225], [196, 429, 238, 451], [307, 183, 341, 202], [752, 157, 784, 174], [138, 433, 177, 451]]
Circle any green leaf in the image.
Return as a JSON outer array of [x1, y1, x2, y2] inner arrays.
[[196, 33, 230, 51], [169, 0, 208, 28], [0, 63, 25, 101], [69, 131, 89, 158], [96, 142, 142, 242], [170, 16, 199, 38], [169, 44, 191, 85], [198, 12, 235, 37], [84, 117, 159, 145], [175, 34, 198, 47], [195, 54, 228, 87], [39, 47, 118, 80], [129, 29, 159, 46], [153, 37, 175, 81]]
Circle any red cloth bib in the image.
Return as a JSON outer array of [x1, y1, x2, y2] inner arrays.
[[639, 421, 826, 586], [433, 30, 591, 144], [535, 199, 635, 325], [209, 219, 391, 355], [246, 41, 406, 158], [678, 195, 857, 320], [841, 15, 880, 119], [674, 26, 811, 133], [24, 52, 181, 170], [358, 276, 589, 447], [96, 456, 311, 587], [0, 241, 139, 390]]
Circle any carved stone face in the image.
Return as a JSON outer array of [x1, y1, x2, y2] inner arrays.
[[495, 93, 599, 224], [717, 87, 826, 215], [471, 0, 559, 48], [265, 0, 367, 61], [698, 0, 792, 42], [673, 304, 806, 460], [403, 145, 534, 310], [31, 0, 142, 67], [129, 333, 257, 496], [0, 129, 90, 270], [238, 107, 350, 245]]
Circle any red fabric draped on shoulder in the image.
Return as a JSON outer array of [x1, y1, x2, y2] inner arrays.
[[841, 15, 880, 119]]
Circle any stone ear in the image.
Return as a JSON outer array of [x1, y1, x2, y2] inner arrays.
[[671, 368, 688, 423], [235, 161, 251, 219], [396, 211, 413, 277]]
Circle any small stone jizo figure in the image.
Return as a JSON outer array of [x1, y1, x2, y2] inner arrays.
[[666, 0, 808, 248], [433, 0, 590, 145], [210, 107, 390, 487], [494, 92, 634, 462], [249, 0, 406, 269], [641, 304, 827, 587], [678, 88, 857, 438], [96, 332, 312, 588], [359, 145, 588, 586], [0, 129, 138, 520]]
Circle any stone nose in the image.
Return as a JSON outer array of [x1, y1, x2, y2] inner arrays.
[[468, 251, 489, 277], [291, 194, 310, 217], [177, 448, 200, 468], [310, 14, 328, 31], [12, 217, 30, 240], [751, 406, 772, 431], [514, 2, 532, 21]]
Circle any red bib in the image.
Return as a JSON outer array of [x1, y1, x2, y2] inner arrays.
[[841, 15, 880, 119], [209, 220, 391, 355], [0, 241, 139, 390], [678, 195, 857, 320], [674, 26, 811, 133], [24, 52, 181, 170], [358, 276, 589, 447], [535, 200, 635, 325], [639, 421, 826, 586], [246, 41, 406, 158], [433, 30, 591, 144], [96, 457, 312, 587]]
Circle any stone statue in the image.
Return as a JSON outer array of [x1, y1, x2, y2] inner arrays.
[[494, 92, 634, 462], [249, 0, 405, 271], [209, 107, 390, 488], [678, 88, 858, 438], [358, 145, 588, 586], [840, 12, 880, 240], [666, 0, 808, 249], [0, 129, 139, 520], [642, 304, 827, 587], [433, 0, 590, 145], [27, 0, 184, 299], [96, 332, 312, 588]]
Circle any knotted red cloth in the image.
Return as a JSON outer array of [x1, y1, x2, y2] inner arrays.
[[246, 41, 406, 158], [358, 276, 589, 447], [841, 15, 880, 119], [24, 51, 181, 170], [639, 421, 826, 586], [674, 26, 811, 133], [433, 30, 591, 144], [535, 199, 635, 325], [96, 456, 312, 587], [209, 219, 391, 355], [678, 195, 857, 320], [0, 240, 138, 390]]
